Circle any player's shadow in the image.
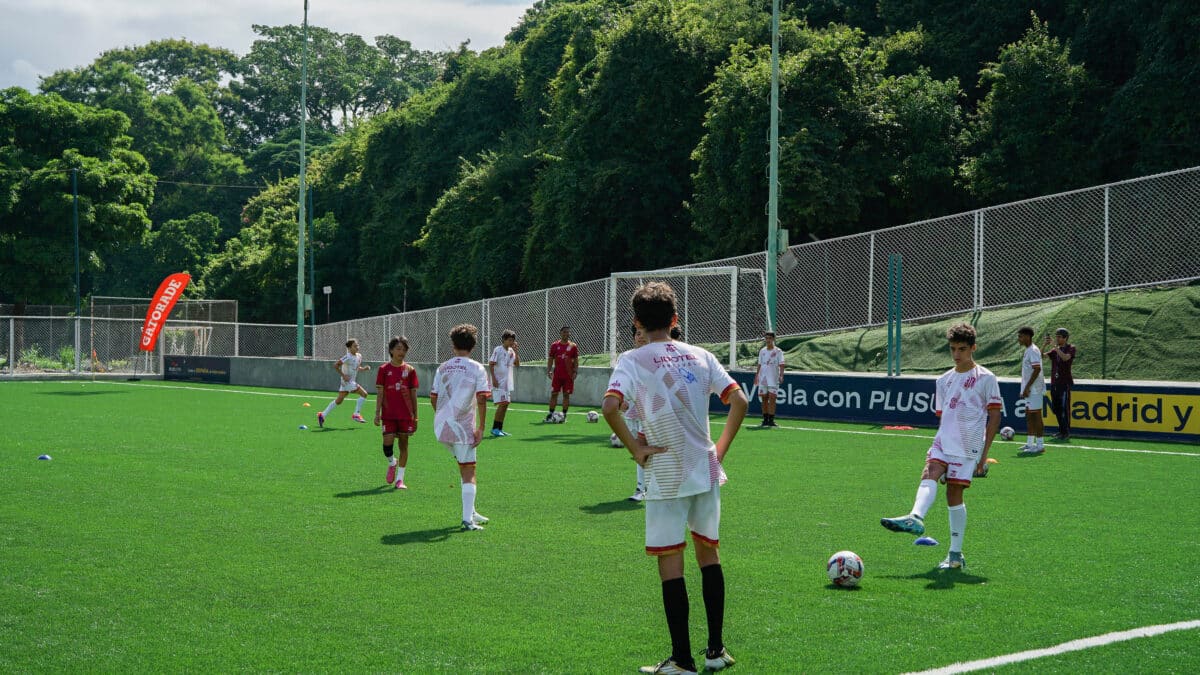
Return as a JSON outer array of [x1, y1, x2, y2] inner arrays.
[[884, 566, 989, 590], [824, 584, 865, 592], [524, 433, 600, 443], [310, 427, 356, 433], [380, 526, 459, 545], [579, 499, 642, 515], [35, 390, 128, 396], [333, 485, 392, 498], [1012, 452, 1046, 459]]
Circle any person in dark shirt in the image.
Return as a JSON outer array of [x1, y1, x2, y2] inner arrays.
[[1042, 327, 1077, 441]]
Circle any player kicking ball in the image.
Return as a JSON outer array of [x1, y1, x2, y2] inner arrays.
[[880, 323, 1000, 570], [604, 282, 748, 674], [430, 324, 491, 531], [375, 336, 418, 489]]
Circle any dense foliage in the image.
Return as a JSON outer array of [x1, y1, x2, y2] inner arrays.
[[2, 0, 1197, 320]]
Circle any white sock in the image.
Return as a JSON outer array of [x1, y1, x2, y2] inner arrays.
[[388, 456, 398, 466], [322, 401, 337, 416], [1026, 434, 1034, 446], [1035, 436, 1044, 447], [948, 503, 966, 553], [911, 479, 937, 520], [461, 482, 477, 523], [396, 466, 406, 481], [636, 464, 645, 491], [354, 397, 365, 414]]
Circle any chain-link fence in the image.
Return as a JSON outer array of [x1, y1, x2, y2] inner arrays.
[[5, 166, 1199, 378]]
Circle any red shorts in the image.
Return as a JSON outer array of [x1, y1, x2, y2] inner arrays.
[[552, 372, 575, 394], [383, 419, 416, 436]]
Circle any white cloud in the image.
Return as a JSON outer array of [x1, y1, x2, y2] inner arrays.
[[0, 0, 535, 91]]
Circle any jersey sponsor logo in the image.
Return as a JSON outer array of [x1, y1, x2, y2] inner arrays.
[[677, 367, 697, 384]]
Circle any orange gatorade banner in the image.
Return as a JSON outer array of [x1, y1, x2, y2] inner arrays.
[[140, 272, 191, 351]]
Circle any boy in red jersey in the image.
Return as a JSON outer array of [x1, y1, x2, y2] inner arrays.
[[545, 326, 579, 422], [375, 336, 418, 489]]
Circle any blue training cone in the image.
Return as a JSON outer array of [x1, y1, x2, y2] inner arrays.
[[914, 536, 939, 546], [37, 454, 52, 460], [299, 425, 309, 430]]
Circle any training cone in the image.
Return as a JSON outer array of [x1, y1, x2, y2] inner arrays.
[[914, 536, 939, 546], [37, 454, 52, 460], [299, 425, 309, 430], [302, 402, 311, 407], [986, 457, 998, 464]]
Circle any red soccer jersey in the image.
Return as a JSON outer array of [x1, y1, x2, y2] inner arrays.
[[549, 340, 578, 376], [376, 362, 418, 421]]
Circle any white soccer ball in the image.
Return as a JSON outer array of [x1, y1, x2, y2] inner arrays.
[[610, 433, 623, 448], [827, 550, 864, 588], [999, 426, 1015, 441], [551, 411, 565, 424], [586, 410, 600, 423]]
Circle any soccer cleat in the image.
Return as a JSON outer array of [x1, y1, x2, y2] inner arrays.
[[704, 647, 736, 672], [638, 658, 698, 675], [490, 428, 503, 437], [351, 413, 366, 423], [461, 520, 484, 531], [544, 413, 554, 422], [939, 551, 966, 569], [881, 514, 925, 535], [471, 511, 489, 525], [317, 412, 325, 428], [1018, 445, 1045, 456], [628, 489, 646, 502], [394, 480, 407, 490], [498, 430, 510, 437], [386, 464, 397, 485]]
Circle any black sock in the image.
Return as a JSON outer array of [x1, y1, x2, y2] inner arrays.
[[562, 407, 569, 417], [382, 444, 393, 459], [701, 564, 725, 653], [661, 577, 692, 667], [492, 420, 499, 430], [497, 420, 504, 431]]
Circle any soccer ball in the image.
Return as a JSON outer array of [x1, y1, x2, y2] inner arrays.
[[610, 433, 623, 448], [586, 410, 600, 423], [827, 550, 864, 588], [999, 426, 1015, 441], [550, 411, 565, 424]]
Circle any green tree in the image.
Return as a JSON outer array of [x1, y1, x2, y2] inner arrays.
[[961, 15, 1102, 202], [0, 88, 154, 307]]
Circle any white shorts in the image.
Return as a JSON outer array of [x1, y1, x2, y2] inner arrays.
[[758, 382, 779, 396], [338, 379, 361, 393], [926, 445, 978, 487], [1023, 388, 1046, 414], [645, 483, 721, 555], [492, 387, 511, 404], [443, 442, 477, 466]]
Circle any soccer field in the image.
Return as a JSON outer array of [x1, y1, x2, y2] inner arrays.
[[2, 380, 1198, 673]]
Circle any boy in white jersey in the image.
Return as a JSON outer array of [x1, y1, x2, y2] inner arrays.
[[754, 331, 785, 427], [317, 338, 371, 427], [430, 324, 491, 531], [881, 322, 1001, 570], [604, 282, 748, 675], [488, 330, 520, 437], [1017, 326, 1046, 455]]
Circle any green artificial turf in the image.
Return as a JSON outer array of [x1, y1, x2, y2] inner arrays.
[[1, 380, 1197, 673]]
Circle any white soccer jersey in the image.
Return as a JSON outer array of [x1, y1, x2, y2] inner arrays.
[[931, 364, 1002, 459], [339, 352, 362, 379], [614, 349, 643, 427], [1021, 344, 1044, 393], [758, 347, 784, 386], [489, 345, 516, 390], [606, 341, 740, 500], [431, 356, 490, 445]]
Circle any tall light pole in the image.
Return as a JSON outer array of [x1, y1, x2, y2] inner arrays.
[[765, 0, 781, 332], [296, 0, 310, 357]]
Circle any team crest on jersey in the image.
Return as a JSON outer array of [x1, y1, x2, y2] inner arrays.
[[665, 344, 677, 352]]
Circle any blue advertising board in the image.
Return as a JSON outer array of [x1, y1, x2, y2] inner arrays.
[[164, 355, 231, 384], [711, 371, 1200, 444]]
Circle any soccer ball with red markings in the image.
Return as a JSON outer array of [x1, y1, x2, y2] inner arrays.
[[550, 411, 565, 424], [999, 426, 1015, 441], [827, 551, 864, 587]]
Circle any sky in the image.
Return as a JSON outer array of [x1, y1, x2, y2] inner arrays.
[[0, 0, 539, 92]]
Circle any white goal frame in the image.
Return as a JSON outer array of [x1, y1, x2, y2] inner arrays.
[[609, 266, 765, 368]]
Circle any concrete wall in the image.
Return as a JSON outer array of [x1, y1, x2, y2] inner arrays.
[[225, 357, 614, 408]]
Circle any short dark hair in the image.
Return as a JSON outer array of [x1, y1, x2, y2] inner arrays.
[[1055, 327, 1070, 339], [764, 331, 776, 337], [345, 338, 358, 349], [946, 322, 976, 346], [388, 336, 409, 353], [450, 323, 477, 352], [560, 326, 570, 333], [1018, 326, 1034, 338], [501, 329, 516, 341], [631, 282, 676, 331], [669, 325, 682, 340], [630, 324, 639, 337]]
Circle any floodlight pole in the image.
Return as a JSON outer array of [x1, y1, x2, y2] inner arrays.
[[765, 0, 781, 333], [72, 167, 81, 373], [296, 0, 310, 357]]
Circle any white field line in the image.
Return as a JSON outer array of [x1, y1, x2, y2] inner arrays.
[[906, 620, 1200, 674], [30, 380, 1200, 458]]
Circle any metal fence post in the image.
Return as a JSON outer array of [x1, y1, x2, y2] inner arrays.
[[1102, 186, 1111, 379], [866, 234, 875, 325], [729, 270, 738, 368]]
